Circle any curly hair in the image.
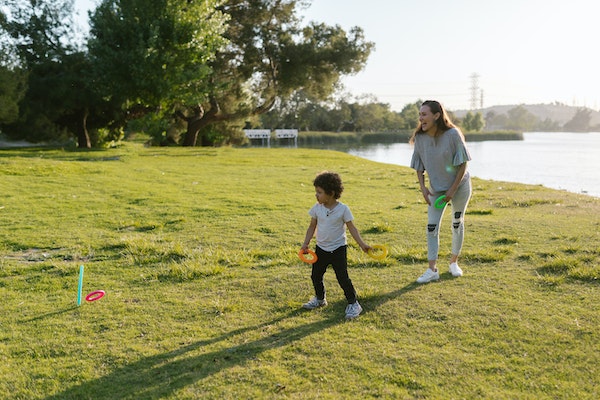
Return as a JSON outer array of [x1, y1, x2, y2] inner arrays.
[[313, 171, 344, 199]]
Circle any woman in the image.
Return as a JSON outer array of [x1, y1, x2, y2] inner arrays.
[[409, 100, 472, 283]]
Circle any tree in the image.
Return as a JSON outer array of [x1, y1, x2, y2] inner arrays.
[[398, 102, 420, 130], [0, 44, 26, 126], [87, 0, 372, 146], [88, 0, 229, 144], [2, 49, 106, 147], [0, 12, 26, 127], [0, 0, 100, 147], [505, 105, 538, 131], [563, 108, 591, 132], [181, 0, 374, 146], [537, 117, 560, 132], [461, 111, 485, 132]]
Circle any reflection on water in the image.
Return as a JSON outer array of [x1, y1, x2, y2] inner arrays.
[[346, 132, 600, 198]]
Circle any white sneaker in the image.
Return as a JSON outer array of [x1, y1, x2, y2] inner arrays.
[[345, 301, 363, 319], [302, 296, 327, 309], [416, 268, 439, 283], [449, 262, 463, 277]]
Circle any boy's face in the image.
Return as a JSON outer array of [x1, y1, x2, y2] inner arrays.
[[314, 186, 334, 204]]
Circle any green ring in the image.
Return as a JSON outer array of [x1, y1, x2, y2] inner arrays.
[[434, 195, 447, 209]]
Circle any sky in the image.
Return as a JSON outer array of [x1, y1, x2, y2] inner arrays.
[[74, 0, 600, 112]]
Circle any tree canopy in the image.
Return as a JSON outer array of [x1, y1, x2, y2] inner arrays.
[[86, 0, 374, 146], [0, 0, 374, 146]]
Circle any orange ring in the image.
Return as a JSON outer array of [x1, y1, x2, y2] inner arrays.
[[298, 249, 318, 264], [368, 244, 388, 260]]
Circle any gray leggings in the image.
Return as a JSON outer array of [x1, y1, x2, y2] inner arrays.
[[427, 178, 472, 261]]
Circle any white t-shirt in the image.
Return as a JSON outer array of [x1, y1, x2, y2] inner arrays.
[[308, 202, 353, 252]]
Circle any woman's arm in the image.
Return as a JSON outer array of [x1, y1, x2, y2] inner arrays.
[[444, 162, 467, 201], [417, 170, 432, 205]]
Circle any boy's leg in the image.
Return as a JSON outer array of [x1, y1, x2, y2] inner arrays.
[[330, 246, 357, 304], [311, 246, 329, 300]]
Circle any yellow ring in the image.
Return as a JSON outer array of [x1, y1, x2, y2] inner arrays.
[[368, 244, 388, 260], [298, 249, 318, 264]]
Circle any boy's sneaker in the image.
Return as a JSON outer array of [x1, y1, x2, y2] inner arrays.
[[302, 296, 327, 309], [449, 262, 463, 277], [345, 301, 363, 319], [416, 268, 440, 283]]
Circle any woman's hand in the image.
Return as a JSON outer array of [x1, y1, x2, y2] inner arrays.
[[422, 187, 433, 205]]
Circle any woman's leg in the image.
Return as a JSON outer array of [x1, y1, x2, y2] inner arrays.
[[450, 178, 472, 259], [426, 193, 446, 270]]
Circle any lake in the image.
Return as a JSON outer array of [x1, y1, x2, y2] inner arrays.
[[347, 132, 600, 198]]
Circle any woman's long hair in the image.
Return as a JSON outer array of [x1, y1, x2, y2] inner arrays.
[[409, 100, 457, 144]]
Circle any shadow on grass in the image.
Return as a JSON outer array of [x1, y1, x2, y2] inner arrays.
[[44, 283, 420, 399], [20, 306, 79, 323]]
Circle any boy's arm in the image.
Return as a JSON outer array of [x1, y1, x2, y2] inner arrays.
[[346, 221, 371, 253], [301, 218, 318, 251]]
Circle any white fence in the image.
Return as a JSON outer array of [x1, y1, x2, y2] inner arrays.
[[243, 129, 271, 147], [243, 129, 299, 147], [275, 129, 298, 147]]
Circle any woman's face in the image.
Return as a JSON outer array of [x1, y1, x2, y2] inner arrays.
[[419, 105, 440, 133]]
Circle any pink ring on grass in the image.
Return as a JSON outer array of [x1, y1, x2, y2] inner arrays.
[[85, 290, 106, 302]]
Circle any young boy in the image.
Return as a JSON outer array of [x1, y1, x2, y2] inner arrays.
[[300, 171, 371, 319]]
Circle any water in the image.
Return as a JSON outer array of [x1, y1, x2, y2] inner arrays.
[[347, 132, 600, 198]]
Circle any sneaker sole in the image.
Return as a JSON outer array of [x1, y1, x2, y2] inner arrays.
[[345, 308, 363, 319], [417, 277, 439, 283], [302, 303, 327, 310]]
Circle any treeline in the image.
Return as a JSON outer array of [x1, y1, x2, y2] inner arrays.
[[482, 105, 600, 132], [2, 2, 595, 149], [0, 0, 374, 148], [259, 97, 486, 133], [257, 95, 599, 135]]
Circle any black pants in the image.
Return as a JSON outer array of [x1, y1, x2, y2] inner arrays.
[[311, 245, 357, 304]]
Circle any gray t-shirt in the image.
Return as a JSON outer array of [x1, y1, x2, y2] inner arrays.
[[410, 128, 472, 193], [308, 202, 353, 252]]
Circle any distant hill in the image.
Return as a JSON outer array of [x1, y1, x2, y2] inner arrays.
[[454, 103, 600, 127]]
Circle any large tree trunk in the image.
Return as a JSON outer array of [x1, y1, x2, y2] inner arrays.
[[77, 108, 91, 148], [180, 95, 276, 146], [182, 116, 205, 146], [181, 104, 207, 147]]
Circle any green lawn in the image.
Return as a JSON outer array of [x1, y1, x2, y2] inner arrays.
[[1, 144, 598, 399]]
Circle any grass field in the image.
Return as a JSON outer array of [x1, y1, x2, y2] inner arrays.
[[1, 143, 599, 399]]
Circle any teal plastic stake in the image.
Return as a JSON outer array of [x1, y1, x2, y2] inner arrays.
[[77, 265, 84, 306]]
